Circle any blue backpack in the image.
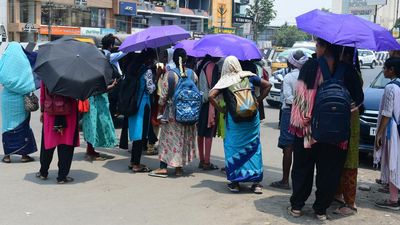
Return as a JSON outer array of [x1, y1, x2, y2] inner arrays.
[[168, 68, 202, 125], [311, 58, 352, 143], [389, 80, 400, 136]]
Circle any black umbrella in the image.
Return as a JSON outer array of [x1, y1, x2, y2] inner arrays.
[[34, 37, 113, 100]]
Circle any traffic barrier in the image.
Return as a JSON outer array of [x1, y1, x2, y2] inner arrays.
[[374, 52, 389, 66]]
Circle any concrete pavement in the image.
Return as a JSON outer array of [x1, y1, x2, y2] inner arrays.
[[0, 67, 399, 225]]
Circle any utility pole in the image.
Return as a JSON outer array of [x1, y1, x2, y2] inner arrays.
[[253, 0, 259, 41], [47, 0, 53, 41]]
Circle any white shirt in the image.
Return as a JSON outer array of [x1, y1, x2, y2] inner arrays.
[[282, 69, 300, 109]]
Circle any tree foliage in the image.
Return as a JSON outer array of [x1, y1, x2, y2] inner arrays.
[[246, 0, 276, 41], [272, 23, 311, 47]]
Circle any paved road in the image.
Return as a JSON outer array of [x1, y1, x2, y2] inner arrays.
[[0, 66, 399, 225]]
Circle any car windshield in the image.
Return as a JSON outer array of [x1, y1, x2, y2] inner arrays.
[[273, 48, 314, 63], [370, 71, 390, 89]]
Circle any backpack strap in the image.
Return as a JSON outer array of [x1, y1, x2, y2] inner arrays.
[[389, 80, 400, 126], [317, 57, 332, 81], [333, 63, 346, 81]]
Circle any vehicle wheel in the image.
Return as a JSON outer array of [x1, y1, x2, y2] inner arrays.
[[370, 61, 376, 69], [267, 100, 281, 108]]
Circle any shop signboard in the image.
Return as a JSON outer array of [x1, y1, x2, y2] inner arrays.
[[211, 27, 236, 34], [119, 2, 137, 16], [232, 16, 253, 24], [39, 26, 81, 35], [81, 27, 101, 36], [101, 28, 117, 35], [23, 23, 38, 32]]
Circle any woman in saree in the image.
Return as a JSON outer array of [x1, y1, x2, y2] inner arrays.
[[208, 56, 271, 194], [0, 42, 37, 163]]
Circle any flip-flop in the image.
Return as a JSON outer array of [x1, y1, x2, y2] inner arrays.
[[287, 207, 303, 218], [148, 171, 168, 178], [35, 172, 48, 180], [57, 177, 74, 184], [333, 204, 357, 216], [203, 163, 219, 171], [21, 156, 35, 163], [132, 166, 152, 173], [2, 156, 11, 163]]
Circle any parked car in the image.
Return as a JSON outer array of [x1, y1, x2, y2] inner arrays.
[[359, 71, 390, 154], [358, 49, 377, 69]]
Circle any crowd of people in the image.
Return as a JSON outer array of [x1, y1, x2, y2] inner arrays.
[[0, 34, 400, 220]]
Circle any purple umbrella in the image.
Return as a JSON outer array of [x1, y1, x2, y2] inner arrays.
[[296, 9, 400, 51], [174, 40, 206, 57], [193, 34, 262, 60], [119, 25, 191, 53]]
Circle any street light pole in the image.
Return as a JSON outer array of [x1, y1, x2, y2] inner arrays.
[[47, 0, 53, 41]]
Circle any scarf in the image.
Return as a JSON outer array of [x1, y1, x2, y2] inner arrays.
[[212, 56, 255, 90]]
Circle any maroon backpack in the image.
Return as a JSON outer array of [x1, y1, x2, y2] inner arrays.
[[43, 88, 72, 116]]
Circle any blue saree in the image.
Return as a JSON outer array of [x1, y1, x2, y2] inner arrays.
[[224, 113, 263, 183]]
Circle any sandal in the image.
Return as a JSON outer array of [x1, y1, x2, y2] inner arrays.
[[132, 165, 152, 173], [227, 182, 240, 193], [287, 207, 302, 218], [270, 181, 291, 190], [198, 161, 205, 169], [149, 169, 168, 178], [315, 214, 329, 221], [202, 163, 219, 171], [85, 154, 107, 161], [333, 204, 358, 216], [21, 155, 35, 163], [57, 177, 74, 184], [35, 172, 48, 180], [251, 183, 263, 194], [2, 156, 11, 163]]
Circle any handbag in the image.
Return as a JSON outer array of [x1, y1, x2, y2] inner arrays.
[[24, 92, 39, 112], [78, 99, 90, 113]]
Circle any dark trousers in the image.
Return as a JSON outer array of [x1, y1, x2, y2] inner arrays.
[[39, 139, 75, 182], [290, 137, 347, 215], [131, 139, 147, 165], [148, 124, 158, 145], [119, 116, 129, 149]]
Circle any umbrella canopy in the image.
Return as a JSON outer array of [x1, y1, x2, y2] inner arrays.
[[174, 40, 207, 57], [34, 37, 113, 100], [296, 9, 400, 51], [192, 34, 262, 60], [119, 25, 191, 53]]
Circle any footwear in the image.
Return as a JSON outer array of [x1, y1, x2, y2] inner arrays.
[[227, 182, 240, 193], [57, 177, 74, 184], [21, 155, 35, 163], [315, 214, 329, 221], [132, 165, 152, 173], [202, 163, 219, 171], [198, 161, 205, 169], [287, 207, 302, 218], [375, 200, 400, 210], [35, 172, 48, 180], [2, 156, 11, 163], [145, 144, 158, 155], [85, 154, 107, 161], [251, 183, 263, 194], [270, 180, 291, 190], [149, 169, 168, 178], [333, 204, 357, 216]]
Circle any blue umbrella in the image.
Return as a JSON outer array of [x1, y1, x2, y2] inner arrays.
[[193, 34, 262, 60], [296, 9, 400, 51], [119, 25, 191, 53]]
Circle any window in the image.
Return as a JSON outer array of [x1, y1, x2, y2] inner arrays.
[[161, 20, 173, 26], [116, 15, 128, 33], [133, 17, 149, 28], [20, 0, 36, 23], [8, 0, 14, 23], [190, 22, 197, 31]]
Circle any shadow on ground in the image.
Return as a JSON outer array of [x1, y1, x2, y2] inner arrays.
[[24, 169, 98, 185]]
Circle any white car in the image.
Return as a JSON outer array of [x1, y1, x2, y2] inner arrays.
[[358, 49, 377, 69], [265, 68, 289, 108]]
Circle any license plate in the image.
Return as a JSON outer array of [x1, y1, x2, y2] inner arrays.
[[370, 127, 377, 136]]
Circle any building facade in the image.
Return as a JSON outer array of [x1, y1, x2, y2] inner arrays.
[[7, 0, 210, 42], [332, 0, 400, 30]]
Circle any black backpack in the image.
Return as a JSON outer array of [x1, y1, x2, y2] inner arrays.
[[311, 58, 352, 143], [389, 80, 400, 136], [117, 66, 146, 116]]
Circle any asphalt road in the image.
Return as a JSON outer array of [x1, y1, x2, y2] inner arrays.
[[0, 66, 399, 225]]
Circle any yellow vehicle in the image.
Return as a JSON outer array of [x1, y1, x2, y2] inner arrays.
[[271, 47, 287, 73]]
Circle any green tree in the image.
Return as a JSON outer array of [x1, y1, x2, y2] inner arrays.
[[246, 0, 276, 41], [272, 23, 311, 47]]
